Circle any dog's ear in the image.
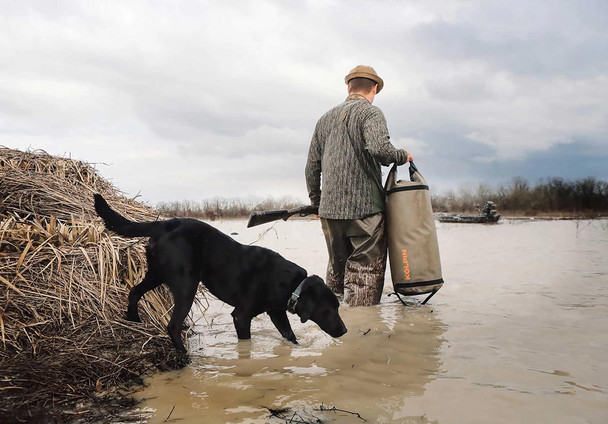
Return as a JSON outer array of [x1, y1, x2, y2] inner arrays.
[[297, 295, 313, 323], [295, 280, 315, 323]]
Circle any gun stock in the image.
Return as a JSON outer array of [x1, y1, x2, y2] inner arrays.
[[247, 205, 318, 228]]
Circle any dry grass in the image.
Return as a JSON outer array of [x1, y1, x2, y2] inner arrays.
[[0, 147, 191, 422]]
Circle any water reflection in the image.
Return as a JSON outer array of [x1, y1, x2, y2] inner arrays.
[[137, 297, 446, 423], [136, 219, 608, 423]]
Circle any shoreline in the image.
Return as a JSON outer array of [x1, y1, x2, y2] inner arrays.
[[154, 211, 608, 222], [435, 211, 607, 221]]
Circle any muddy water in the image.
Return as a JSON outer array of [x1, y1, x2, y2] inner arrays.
[[134, 219, 608, 423]]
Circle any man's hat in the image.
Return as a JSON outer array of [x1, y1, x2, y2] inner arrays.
[[344, 65, 384, 93]]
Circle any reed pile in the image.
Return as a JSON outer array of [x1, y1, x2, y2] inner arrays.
[[0, 148, 185, 422]]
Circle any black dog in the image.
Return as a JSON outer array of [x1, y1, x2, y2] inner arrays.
[[94, 194, 347, 352]]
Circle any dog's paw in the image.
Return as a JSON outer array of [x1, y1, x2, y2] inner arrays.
[[125, 314, 142, 323], [175, 351, 191, 368], [164, 349, 191, 369]]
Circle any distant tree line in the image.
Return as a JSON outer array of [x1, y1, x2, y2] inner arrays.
[[431, 177, 608, 214], [156, 177, 608, 219], [156, 196, 303, 220]]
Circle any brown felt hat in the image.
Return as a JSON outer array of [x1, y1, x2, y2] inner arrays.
[[344, 65, 384, 93]]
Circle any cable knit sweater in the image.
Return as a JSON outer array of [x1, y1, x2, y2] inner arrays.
[[305, 94, 408, 220]]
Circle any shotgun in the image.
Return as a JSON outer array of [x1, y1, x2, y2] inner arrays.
[[247, 205, 319, 228]]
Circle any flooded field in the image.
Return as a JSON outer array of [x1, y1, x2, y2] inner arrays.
[[134, 218, 608, 423]]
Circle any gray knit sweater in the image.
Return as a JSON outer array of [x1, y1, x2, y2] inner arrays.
[[305, 94, 408, 220]]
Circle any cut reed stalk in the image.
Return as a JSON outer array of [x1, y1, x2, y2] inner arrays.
[[0, 147, 194, 422]]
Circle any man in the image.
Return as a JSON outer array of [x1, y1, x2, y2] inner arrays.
[[305, 65, 413, 307]]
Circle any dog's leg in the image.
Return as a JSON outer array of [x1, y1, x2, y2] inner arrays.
[[231, 309, 252, 340], [167, 283, 198, 352], [126, 269, 162, 322], [267, 310, 298, 344]]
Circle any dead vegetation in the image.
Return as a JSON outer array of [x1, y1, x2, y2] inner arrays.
[[431, 176, 608, 216], [156, 196, 304, 220], [0, 147, 187, 422]]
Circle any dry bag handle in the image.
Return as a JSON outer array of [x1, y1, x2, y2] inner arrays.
[[389, 161, 420, 181], [408, 161, 419, 179], [386, 161, 428, 193]]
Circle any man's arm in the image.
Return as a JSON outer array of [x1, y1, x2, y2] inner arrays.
[[305, 129, 322, 207], [362, 107, 410, 166]]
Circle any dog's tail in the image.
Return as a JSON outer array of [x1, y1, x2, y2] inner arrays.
[[94, 194, 161, 238]]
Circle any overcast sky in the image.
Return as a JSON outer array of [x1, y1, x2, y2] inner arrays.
[[2, 0, 607, 205]]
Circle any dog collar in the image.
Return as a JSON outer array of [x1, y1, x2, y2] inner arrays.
[[287, 279, 306, 314]]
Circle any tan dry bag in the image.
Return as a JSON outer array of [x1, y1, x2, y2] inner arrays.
[[385, 162, 443, 304]]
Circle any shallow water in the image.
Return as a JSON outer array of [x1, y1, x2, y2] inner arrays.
[[134, 219, 608, 423]]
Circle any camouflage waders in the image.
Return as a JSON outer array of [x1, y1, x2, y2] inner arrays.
[[320, 213, 387, 306]]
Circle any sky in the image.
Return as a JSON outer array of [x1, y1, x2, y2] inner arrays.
[[1, 0, 607, 206]]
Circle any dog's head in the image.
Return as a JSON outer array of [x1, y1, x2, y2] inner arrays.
[[294, 275, 347, 338]]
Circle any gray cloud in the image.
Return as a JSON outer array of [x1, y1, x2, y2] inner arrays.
[[1, 0, 606, 204], [410, 1, 608, 78]]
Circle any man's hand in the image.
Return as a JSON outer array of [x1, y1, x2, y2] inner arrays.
[[402, 149, 414, 162]]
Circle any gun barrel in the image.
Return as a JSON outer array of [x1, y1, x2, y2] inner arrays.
[[246, 205, 318, 228], [246, 209, 288, 228]]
